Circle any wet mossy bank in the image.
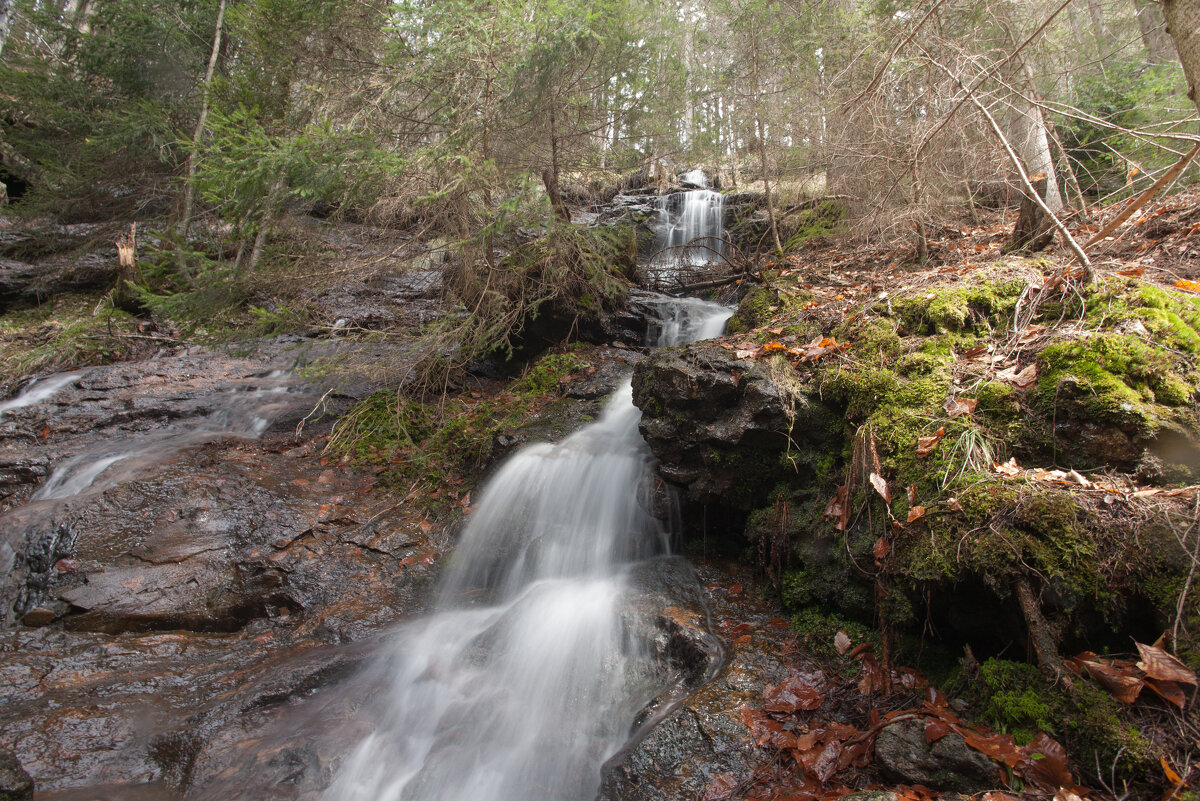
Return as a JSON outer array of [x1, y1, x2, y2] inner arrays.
[[631, 262, 1200, 790]]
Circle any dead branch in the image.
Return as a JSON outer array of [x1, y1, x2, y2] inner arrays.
[[1014, 576, 1074, 689], [1085, 142, 1200, 248]]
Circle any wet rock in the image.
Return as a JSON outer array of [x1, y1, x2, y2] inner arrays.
[[874, 718, 1004, 792], [633, 340, 839, 508], [600, 563, 792, 801], [19, 606, 56, 627], [0, 747, 33, 800]]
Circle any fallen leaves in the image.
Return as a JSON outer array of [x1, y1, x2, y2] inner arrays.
[[869, 471, 891, 503], [1174, 278, 1200, 293], [1069, 642, 1198, 709], [995, 362, 1038, 389], [916, 428, 945, 457], [942, 396, 978, 418], [763, 672, 826, 713]]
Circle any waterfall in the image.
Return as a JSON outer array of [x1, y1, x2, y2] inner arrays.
[[654, 172, 726, 268], [324, 297, 733, 801]]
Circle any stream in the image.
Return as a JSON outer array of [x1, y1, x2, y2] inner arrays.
[[0, 181, 739, 799]]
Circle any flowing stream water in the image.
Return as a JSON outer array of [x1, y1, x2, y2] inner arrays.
[[324, 297, 732, 801]]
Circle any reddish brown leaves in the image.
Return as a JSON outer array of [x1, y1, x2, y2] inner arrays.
[[869, 472, 891, 504], [906, 505, 926, 523], [1070, 643, 1198, 709], [1020, 733, 1073, 790], [942, 396, 978, 418], [1137, 641, 1199, 685], [996, 363, 1038, 389], [764, 672, 826, 713], [916, 428, 945, 457], [700, 772, 738, 801]]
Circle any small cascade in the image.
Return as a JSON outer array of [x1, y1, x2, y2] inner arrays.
[[0, 371, 86, 417], [24, 369, 301, 503], [653, 170, 727, 269], [323, 296, 732, 801]]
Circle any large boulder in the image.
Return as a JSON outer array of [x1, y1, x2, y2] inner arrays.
[[874, 718, 1004, 793], [632, 341, 839, 509]]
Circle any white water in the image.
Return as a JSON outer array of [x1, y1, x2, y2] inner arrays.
[[654, 180, 726, 268], [28, 370, 300, 502], [324, 297, 732, 801], [0, 371, 86, 416]]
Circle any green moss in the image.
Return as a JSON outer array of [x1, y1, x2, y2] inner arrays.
[[845, 318, 904, 363], [891, 280, 1026, 335], [977, 659, 1058, 744], [787, 606, 881, 661], [514, 352, 588, 394], [971, 658, 1155, 776], [725, 286, 778, 335], [0, 294, 140, 386], [1035, 334, 1186, 432]]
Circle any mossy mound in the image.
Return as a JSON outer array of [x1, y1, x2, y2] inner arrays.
[[634, 261, 1200, 795]]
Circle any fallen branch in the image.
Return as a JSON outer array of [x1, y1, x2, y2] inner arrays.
[[1085, 141, 1200, 248]]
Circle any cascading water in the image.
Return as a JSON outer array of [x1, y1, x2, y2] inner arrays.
[[653, 171, 727, 268], [26, 369, 297, 502], [324, 297, 733, 801]]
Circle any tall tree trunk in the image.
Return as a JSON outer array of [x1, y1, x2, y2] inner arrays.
[[1086, 0, 1109, 52], [178, 0, 228, 244], [1007, 96, 1063, 212], [545, 107, 570, 222], [750, 49, 782, 253], [1164, 0, 1200, 114], [0, 0, 13, 58], [1134, 0, 1176, 63]]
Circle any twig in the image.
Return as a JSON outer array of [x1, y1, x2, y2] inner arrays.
[[844, 0, 951, 109]]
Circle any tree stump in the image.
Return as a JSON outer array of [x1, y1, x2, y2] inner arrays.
[[1003, 173, 1055, 254]]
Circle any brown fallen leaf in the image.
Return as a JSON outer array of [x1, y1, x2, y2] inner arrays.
[[1144, 678, 1187, 709], [1136, 641, 1199, 685], [1175, 279, 1200, 293], [997, 363, 1038, 389], [869, 471, 891, 503], [1021, 733, 1072, 790], [943, 396, 978, 418], [947, 497, 964, 512], [994, 458, 1021, 476], [834, 630, 852, 655], [1074, 658, 1144, 704], [764, 671, 825, 713], [873, 536, 891, 561], [916, 428, 946, 457]]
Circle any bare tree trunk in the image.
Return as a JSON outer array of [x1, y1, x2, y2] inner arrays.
[[545, 107, 570, 223], [1164, 0, 1200, 116], [750, 49, 782, 253], [1007, 92, 1064, 212], [1134, 0, 1176, 63], [178, 0, 228, 245], [1086, 0, 1108, 52], [0, 0, 13, 58]]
